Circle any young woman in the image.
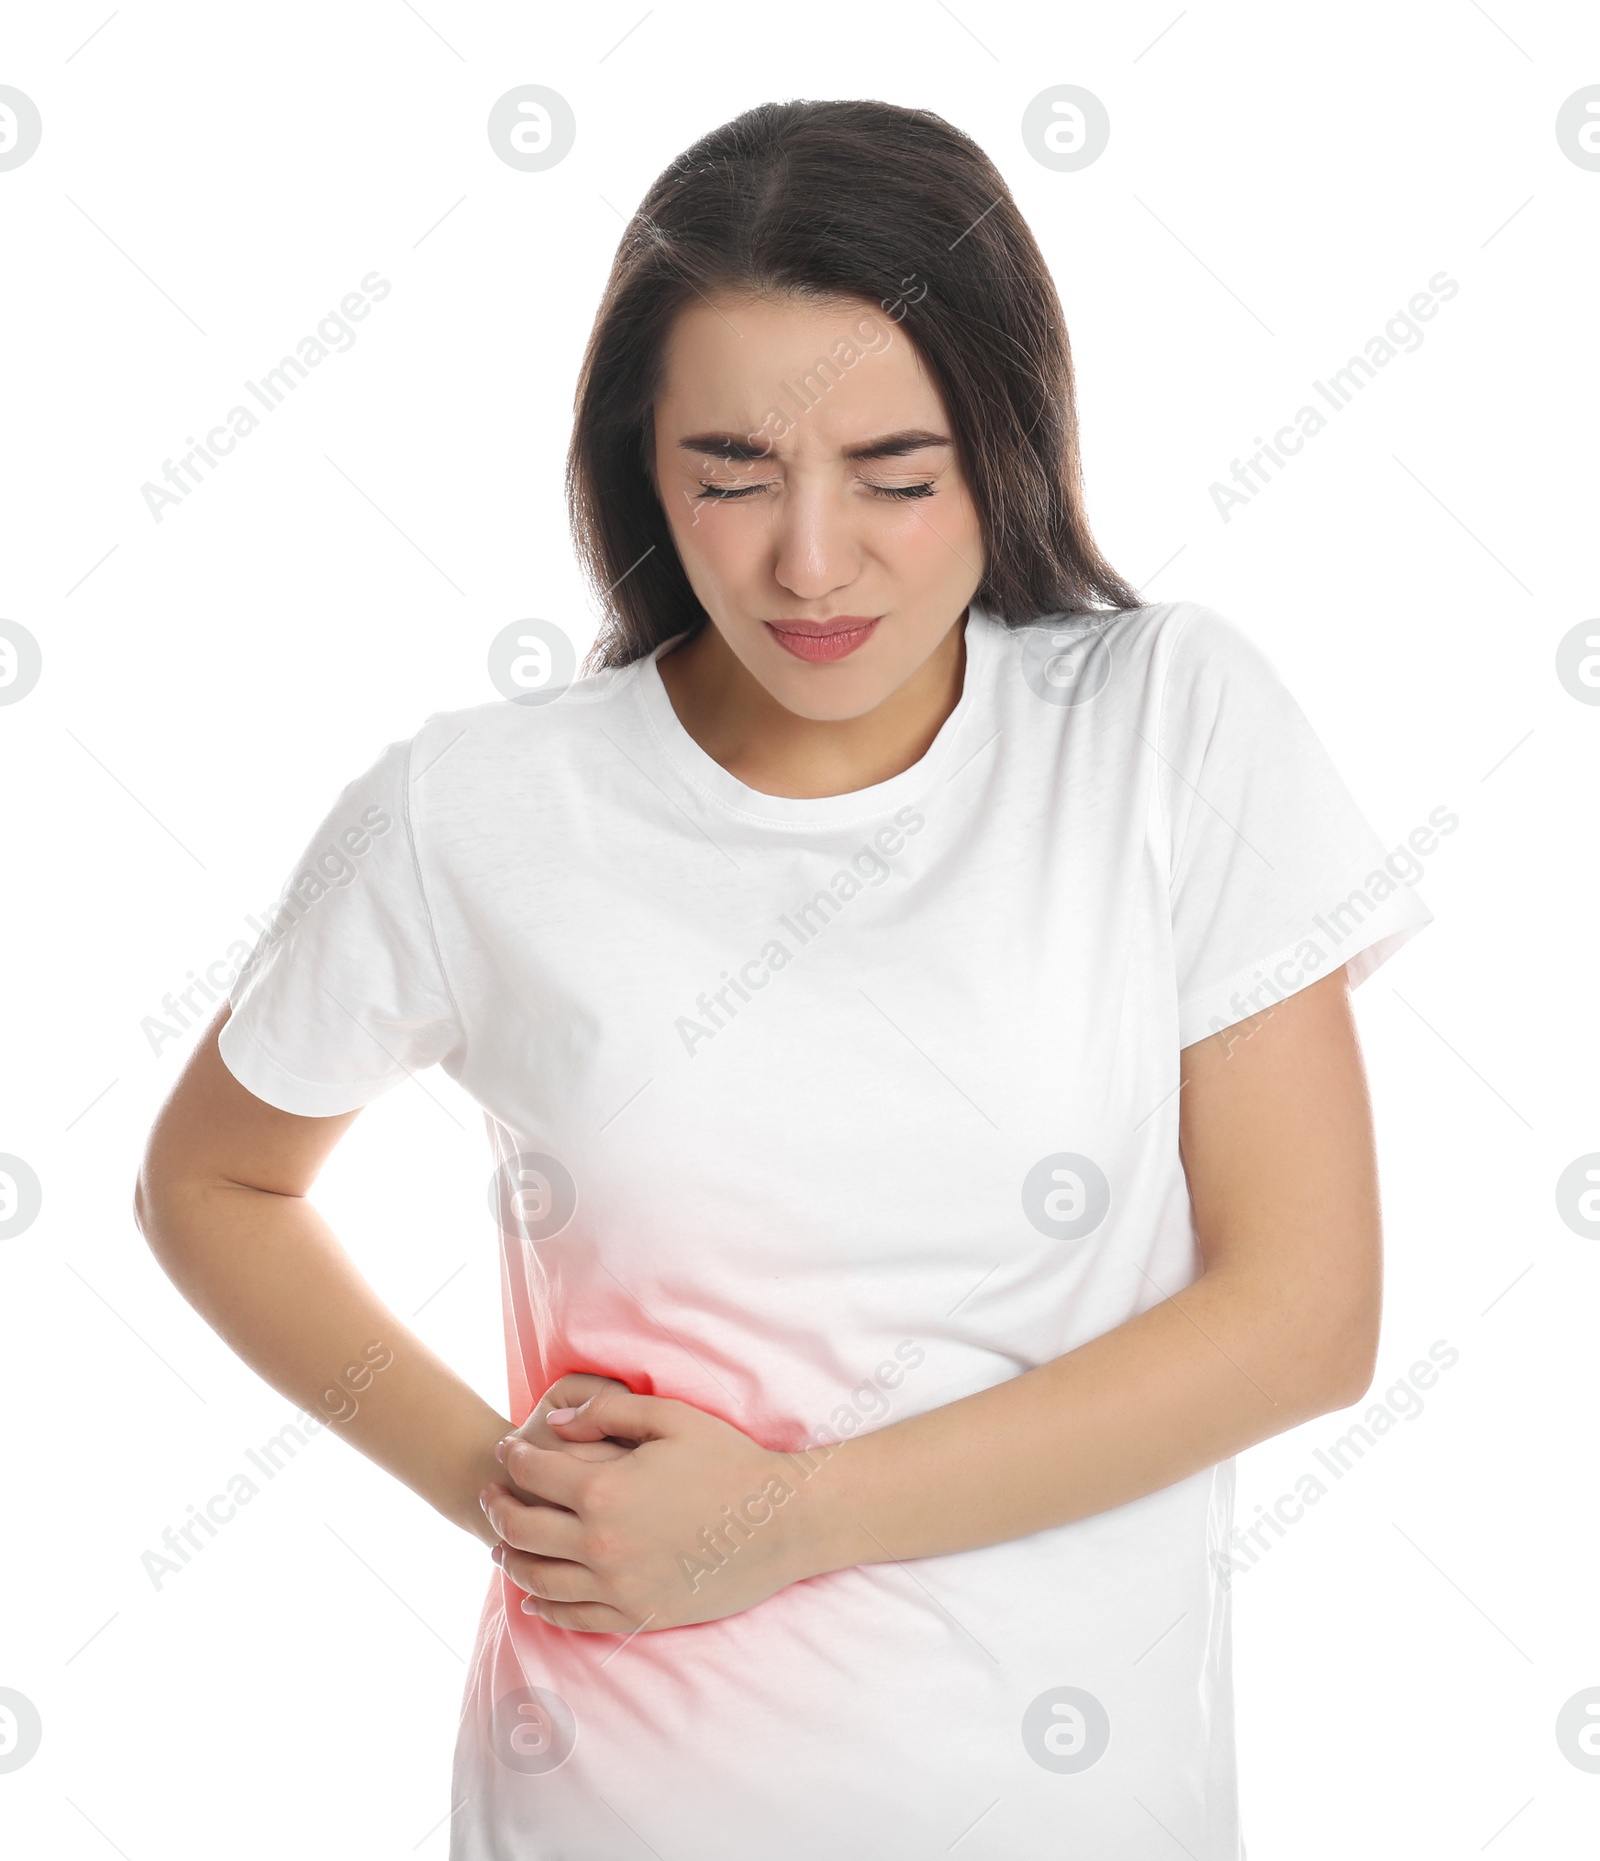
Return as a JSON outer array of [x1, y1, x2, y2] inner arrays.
[[137, 99, 1433, 1859]]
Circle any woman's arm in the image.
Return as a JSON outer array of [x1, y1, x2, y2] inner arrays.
[[789, 963, 1382, 1572], [135, 1005, 518, 1549]]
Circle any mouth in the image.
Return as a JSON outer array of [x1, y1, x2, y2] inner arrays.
[[763, 615, 882, 664]]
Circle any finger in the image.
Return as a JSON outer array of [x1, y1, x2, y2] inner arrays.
[[480, 1482, 588, 1558], [493, 1440, 561, 1508], [525, 1597, 646, 1633], [540, 1436, 634, 1461], [541, 1400, 612, 1442], [511, 1387, 593, 1451], [548, 1388, 676, 1446], [510, 1411, 565, 1451], [498, 1546, 600, 1605], [511, 1375, 639, 1456], [498, 1430, 628, 1492], [528, 1373, 632, 1433], [501, 1437, 610, 1512]]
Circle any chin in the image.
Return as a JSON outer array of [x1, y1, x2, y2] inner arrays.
[[763, 664, 889, 723]]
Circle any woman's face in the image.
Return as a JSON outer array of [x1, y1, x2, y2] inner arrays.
[[649, 291, 986, 721]]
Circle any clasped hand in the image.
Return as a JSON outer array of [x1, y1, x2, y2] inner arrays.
[[479, 1376, 822, 1633]]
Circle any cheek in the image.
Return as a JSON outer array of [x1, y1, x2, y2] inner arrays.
[[671, 497, 754, 576], [659, 474, 704, 541], [661, 494, 765, 615], [879, 490, 982, 570]]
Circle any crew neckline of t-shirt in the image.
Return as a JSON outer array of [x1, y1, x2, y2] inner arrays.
[[631, 604, 997, 826]]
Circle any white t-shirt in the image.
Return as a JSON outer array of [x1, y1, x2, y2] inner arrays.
[[219, 599, 1434, 1860]]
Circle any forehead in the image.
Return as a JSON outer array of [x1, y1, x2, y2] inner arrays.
[[655, 291, 945, 448]]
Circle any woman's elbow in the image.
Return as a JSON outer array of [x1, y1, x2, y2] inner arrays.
[[1311, 1305, 1383, 1413]]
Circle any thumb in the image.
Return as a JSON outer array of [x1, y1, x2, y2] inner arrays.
[[547, 1388, 675, 1445]]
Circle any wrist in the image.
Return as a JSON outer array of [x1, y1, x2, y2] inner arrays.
[[774, 1434, 863, 1582], [452, 1414, 514, 1547]]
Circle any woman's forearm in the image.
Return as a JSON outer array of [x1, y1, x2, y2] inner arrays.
[[788, 1266, 1365, 1577], [136, 1176, 508, 1547]]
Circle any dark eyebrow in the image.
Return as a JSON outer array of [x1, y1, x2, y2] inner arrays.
[[676, 428, 952, 464]]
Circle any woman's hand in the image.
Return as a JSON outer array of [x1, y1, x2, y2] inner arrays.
[[480, 1386, 823, 1633], [501, 1374, 637, 1507]]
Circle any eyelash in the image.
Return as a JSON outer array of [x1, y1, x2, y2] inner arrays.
[[695, 480, 937, 502]]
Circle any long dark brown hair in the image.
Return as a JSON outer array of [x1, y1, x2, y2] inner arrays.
[[568, 98, 1139, 671]]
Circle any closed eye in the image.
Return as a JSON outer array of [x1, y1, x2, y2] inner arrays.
[[696, 480, 937, 502]]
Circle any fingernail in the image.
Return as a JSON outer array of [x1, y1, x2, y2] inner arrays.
[[491, 1542, 506, 1566], [546, 1406, 578, 1423], [479, 1485, 496, 1516], [494, 1439, 508, 1465]]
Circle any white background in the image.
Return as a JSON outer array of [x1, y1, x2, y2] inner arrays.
[[2, 2, 1596, 1855]]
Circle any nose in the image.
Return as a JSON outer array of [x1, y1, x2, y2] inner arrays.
[[769, 474, 864, 602]]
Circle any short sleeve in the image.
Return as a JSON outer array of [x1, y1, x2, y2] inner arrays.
[[217, 733, 466, 1115], [1157, 605, 1436, 1049]]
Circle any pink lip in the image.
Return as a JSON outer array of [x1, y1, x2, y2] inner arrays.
[[764, 615, 882, 663]]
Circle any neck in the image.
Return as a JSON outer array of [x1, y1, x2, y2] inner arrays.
[[656, 614, 969, 800]]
